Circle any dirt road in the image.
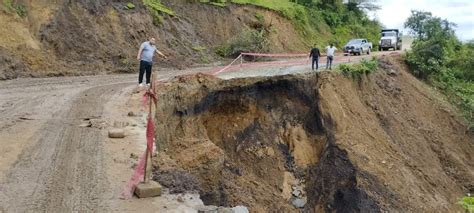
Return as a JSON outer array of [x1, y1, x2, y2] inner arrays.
[[0, 75, 135, 211], [0, 52, 396, 211], [0, 66, 218, 211]]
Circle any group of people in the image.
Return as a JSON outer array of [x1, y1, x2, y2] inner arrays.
[[135, 37, 338, 87], [309, 44, 337, 71]]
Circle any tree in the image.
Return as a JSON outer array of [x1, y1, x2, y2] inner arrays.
[[403, 10, 459, 79], [347, 0, 380, 11], [404, 10, 456, 41], [292, 0, 319, 7]]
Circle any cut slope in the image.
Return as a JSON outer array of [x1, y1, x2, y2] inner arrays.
[[0, 0, 311, 79], [152, 57, 473, 212]]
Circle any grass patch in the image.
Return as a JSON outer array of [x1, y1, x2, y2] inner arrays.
[[231, 0, 300, 17], [339, 58, 378, 82], [254, 12, 264, 23], [458, 196, 474, 213], [200, 56, 211, 64], [192, 45, 207, 52], [199, 0, 227, 7], [126, 2, 136, 9], [3, 0, 27, 17], [142, 0, 175, 25]]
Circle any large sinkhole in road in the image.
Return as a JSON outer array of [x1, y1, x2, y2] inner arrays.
[[153, 73, 378, 211]]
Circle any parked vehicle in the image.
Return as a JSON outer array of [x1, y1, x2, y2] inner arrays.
[[379, 29, 402, 51], [343, 39, 372, 56]]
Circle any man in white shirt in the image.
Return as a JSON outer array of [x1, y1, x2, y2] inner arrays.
[[325, 44, 337, 70]]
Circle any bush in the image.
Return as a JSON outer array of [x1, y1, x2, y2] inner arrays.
[[404, 40, 446, 79], [214, 45, 231, 58], [215, 29, 269, 58], [449, 41, 474, 81]]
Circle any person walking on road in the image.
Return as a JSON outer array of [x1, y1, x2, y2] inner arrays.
[[137, 37, 167, 87], [309, 45, 321, 71], [325, 44, 337, 70]]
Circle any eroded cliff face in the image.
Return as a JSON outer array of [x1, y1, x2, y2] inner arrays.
[[152, 57, 473, 212]]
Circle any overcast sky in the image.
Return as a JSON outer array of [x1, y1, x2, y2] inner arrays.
[[370, 0, 474, 41]]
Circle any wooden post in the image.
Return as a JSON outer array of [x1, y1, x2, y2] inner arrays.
[[143, 73, 156, 183], [240, 54, 243, 72], [134, 72, 162, 198]]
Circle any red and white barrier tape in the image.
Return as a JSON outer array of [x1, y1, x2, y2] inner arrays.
[[209, 54, 243, 75], [205, 52, 358, 76], [121, 86, 158, 199], [241, 52, 308, 57]]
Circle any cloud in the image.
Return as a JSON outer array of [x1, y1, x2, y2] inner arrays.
[[372, 0, 474, 40]]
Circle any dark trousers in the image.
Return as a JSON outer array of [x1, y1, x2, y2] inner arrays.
[[139, 60, 153, 84], [312, 57, 319, 70], [326, 56, 334, 69]]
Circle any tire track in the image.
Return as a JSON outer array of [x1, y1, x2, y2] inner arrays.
[[0, 83, 130, 212]]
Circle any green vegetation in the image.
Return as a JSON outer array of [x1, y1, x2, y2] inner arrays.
[[215, 29, 269, 57], [339, 58, 379, 82], [126, 2, 136, 9], [254, 12, 264, 23], [200, 0, 381, 50], [192, 45, 207, 52], [458, 196, 474, 213], [142, 0, 175, 25], [199, 0, 227, 7], [3, 0, 27, 17], [404, 10, 474, 130], [200, 55, 211, 64]]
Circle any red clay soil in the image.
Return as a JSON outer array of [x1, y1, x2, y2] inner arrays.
[[152, 56, 473, 212]]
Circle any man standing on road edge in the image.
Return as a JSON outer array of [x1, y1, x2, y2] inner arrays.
[[309, 44, 321, 71], [325, 44, 337, 70], [137, 37, 167, 87]]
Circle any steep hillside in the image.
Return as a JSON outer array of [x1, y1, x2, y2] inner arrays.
[[0, 0, 380, 80], [0, 0, 307, 79], [152, 57, 473, 211]]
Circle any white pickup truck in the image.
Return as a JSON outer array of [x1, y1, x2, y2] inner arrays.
[[343, 39, 373, 56]]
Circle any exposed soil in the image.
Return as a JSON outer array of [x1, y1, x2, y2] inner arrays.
[[152, 57, 474, 212], [0, 47, 29, 80], [0, 0, 310, 79], [154, 170, 202, 194], [1, 55, 472, 212]]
